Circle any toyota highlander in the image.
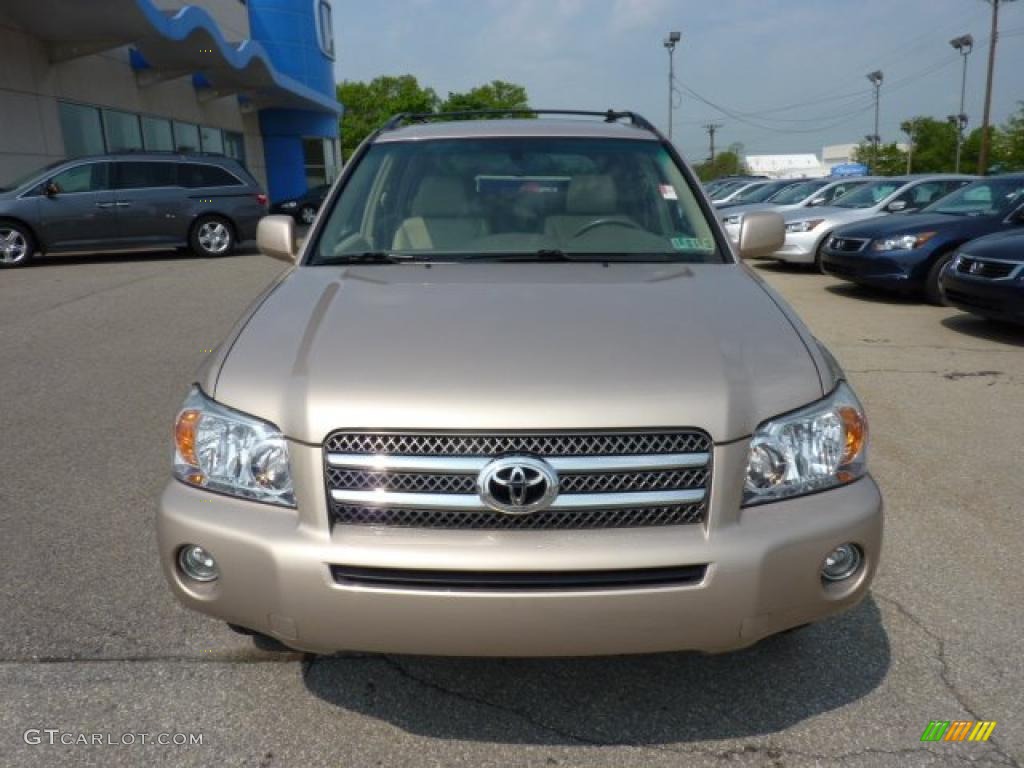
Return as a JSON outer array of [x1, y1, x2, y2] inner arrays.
[[158, 110, 883, 657]]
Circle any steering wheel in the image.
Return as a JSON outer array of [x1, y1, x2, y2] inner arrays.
[[571, 218, 644, 239]]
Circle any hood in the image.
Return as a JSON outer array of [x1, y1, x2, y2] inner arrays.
[[834, 212, 1000, 240], [213, 264, 825, 444], [959, 229, 1024, 261]]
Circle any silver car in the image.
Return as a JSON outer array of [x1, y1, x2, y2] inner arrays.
[[158, 110, 882, 657], [765, 175, 975, 268], [720, 177, 876, 243]]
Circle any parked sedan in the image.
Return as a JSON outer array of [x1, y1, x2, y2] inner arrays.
[[270, 184, 331, 225], [714, 179, 804, 209], [765, 175, 975, 269], [941, 230, 1024, 325], [720, 177, 875, 242], [820, 175, 1024, 303]]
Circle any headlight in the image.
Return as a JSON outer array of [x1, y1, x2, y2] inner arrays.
[[785, 219, 824, 233], [744, 382, 868, 506], [280, 201, 298, 209], [871, 232, 936, 252], [722, 215, 741, 225], [173, 386, 295, 507]]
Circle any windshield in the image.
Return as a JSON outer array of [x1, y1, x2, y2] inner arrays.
[[312, 137, 723, 264], [833, 180, 903, 209], [730, 180, 798, 204], [924, 178, 1024, 217], [710, 180, 748, 198], [768, 179, 828, 205], [0, 160, 65, 192]]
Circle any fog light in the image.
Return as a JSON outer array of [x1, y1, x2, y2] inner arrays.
[[821, 543, 863, 582], [178, 544, 219, 582]]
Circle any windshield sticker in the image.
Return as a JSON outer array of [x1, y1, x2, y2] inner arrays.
[[659, 184, 678, 200], [671, 237, 715, 252]]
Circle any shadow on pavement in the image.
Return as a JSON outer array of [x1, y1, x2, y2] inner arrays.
[[26, 245, 259, 268], [304, 596, 889, 745], [941, 313, 1024, 347], [824, 282, 921, 306]]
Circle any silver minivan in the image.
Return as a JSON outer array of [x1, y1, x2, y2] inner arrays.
[[0, 152, 267, 268]]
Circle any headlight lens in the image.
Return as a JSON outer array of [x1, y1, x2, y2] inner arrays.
[[871, 232, 936, 251], [173, 386, 295, 507], [785, 219, 824, 233], [743, 382, 868, 506], [280, 201, 298, 209]]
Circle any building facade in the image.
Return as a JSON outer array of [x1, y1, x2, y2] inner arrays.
[[744, 154, 828, 179], [0, 0, 342, 202]]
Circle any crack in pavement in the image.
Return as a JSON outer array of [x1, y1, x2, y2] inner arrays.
[[373, 655, 1019, 767], [874, 592, 1021, 768]]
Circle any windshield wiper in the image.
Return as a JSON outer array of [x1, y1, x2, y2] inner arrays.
[[315, 251, 427, 265]]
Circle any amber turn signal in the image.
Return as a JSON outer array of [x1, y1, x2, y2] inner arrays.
[[175, 409, 201, 467], [839, 406, 867, 466]]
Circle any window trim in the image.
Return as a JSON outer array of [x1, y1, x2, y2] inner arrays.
[[22, 160, 112, 197], [314, 0, 336, 60]]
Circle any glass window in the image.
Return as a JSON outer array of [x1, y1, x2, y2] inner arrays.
[[173, 122, 201, 153], [833, 181, 902, 209], [51, 162, 109, 193], [926, 179, 1024, 216], [200, 126, 224, 155], [59, 103, 105, 157], [103, 110, 143, 152], [304, 137, 328, 188], [142, 117, 174, 151], [317, 0, 335, 59], [767, 179, 828, 205], [313, 137, 721, 264], [224, 131, 246, 165], [179, 163, 243, 188], [114, 162, 178, 189]]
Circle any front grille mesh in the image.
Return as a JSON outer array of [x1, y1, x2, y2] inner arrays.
[[325, 430, 711, 531], [325, 432, 710, 457], [957, 257, 1016, 279], [331, 503, 708, 530]]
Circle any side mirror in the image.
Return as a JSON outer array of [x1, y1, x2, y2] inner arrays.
[[738, 211, 785, 259], [44, 181, 60, 197], [887, 200, 908, 213], [257, 215, 298, 263], [808, 196, 827, 207]]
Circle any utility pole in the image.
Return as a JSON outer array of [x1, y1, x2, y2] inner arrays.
[[950, 34, 974, 173], [664, 31, 681, 141], [704, 123, 723, 163], [978, 0, 1017, 174], [866, 71, 884, 172]]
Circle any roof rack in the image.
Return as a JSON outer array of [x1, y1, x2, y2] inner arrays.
[[381, 109, 659, 134]]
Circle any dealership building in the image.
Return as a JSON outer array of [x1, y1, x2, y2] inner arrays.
[[0, 0, 342, 202]]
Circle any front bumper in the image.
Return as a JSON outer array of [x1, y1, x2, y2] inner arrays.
[[820, 246, 929, 291], [759, 229, 827, 264], [942, 270, 1024, 324], [157, 440, 883, 657]]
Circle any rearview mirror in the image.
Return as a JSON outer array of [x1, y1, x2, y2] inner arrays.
[[887, 200, 908, 213], [257, 215, 298, 264], [738, 211, 785, 259]]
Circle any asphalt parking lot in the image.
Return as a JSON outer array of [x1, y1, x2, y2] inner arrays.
[[1, 251, 1022, 768]]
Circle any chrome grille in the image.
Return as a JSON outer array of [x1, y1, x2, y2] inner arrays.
[[324, 430, 712, 530], [829, 236, 869, 253]]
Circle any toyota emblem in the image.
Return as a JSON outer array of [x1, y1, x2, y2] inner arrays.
[[478, 456, 559, 515]]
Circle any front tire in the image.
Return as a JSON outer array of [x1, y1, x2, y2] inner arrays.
[[190, 216, 235, 258], [925, 252, 954, 306], [813, 235, 831, 274], [0, 220, 35, 268]]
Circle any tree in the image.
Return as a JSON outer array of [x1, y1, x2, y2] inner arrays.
[[852, 142, 906, 176], [440, 80, 531, 115], [337, 75, 439, 159], [998, 101, 1024, 171], [903, 117, 958, 173], [693, 151, 744, 181]]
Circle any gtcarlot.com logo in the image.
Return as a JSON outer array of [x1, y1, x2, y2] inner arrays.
[[920, 720, 997, 742], [24, 729, 203, 747]]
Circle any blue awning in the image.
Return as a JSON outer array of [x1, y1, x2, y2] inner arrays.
[[3, 0, 341, 114]]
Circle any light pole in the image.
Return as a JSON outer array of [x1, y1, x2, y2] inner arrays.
[[664, 31, 681, 141], [950, 34, 974, 172], [866, 70, 884, 172], [947, 114, 970, 171]]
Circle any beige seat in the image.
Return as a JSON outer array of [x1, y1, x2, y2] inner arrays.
[[544, 175, 631, 244], [392, 177, 488, 250]]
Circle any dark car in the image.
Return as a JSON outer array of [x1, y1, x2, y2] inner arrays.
[[0, 153, 267, 268], [820, 174, 1024, 303], [941, 230, 1024, 325], [271, 184, 331, 225]]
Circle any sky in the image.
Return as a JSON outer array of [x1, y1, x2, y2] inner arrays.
[[331, 0, 1024, 161]]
